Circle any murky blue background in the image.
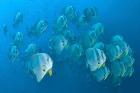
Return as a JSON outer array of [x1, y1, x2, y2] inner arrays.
[[0, 0, 139, 93]]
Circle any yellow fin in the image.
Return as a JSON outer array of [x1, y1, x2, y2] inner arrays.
[[98, 63, 105, 69], [102, 63, 105, 67], [47, 69, 53, 76]]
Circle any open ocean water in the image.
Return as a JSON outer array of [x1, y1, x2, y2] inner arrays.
[[0, 0, 140, 93]]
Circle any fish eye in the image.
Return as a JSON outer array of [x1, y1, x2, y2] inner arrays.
[[43, 69, 46, 72]]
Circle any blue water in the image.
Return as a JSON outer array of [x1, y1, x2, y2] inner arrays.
[[0, 0, 140, 93]]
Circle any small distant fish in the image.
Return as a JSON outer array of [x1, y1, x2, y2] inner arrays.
[[92, 65, 110, 82], [82, 30, 97, 48], [9, 45, 19, 63], [106, 44, 123, 62], [92, 22, 104, 37], [13, 32, 24, 48], [54, 15, 68, 34], [13, 12, 23, 28], [69, 43, 83, 59], [49, 35, 68, 55], [111, 61, 126, 78], [28, 20, 48, 37], [63, 5, 78, 22], [24, 43, 38, 60], [2, 24, 8, 35], [77, 7, 97, 27], [83, 7, 97, 22]]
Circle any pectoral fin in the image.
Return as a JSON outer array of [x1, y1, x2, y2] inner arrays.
[[47, 68, 53, 76]]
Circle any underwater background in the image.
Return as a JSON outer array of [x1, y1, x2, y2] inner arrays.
[[0, 0, 140, 93]]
